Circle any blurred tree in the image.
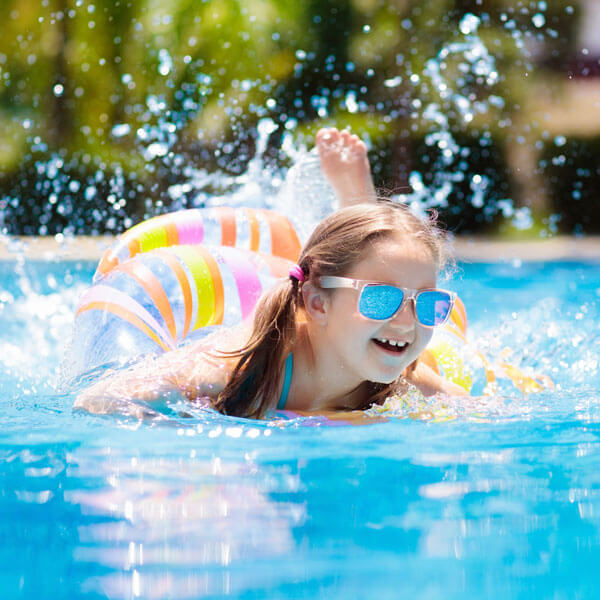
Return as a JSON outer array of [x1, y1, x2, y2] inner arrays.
[[0, 0, 587, 235]]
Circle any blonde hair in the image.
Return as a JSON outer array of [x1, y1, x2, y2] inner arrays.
[[214, 200, 449, 418]]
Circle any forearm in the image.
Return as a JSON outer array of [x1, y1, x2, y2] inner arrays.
[[73, 365, 184, 415], [73, 344, 230, 415], [406, 361, 469, 397]]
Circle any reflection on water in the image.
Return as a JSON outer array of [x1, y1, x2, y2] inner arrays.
[[67, 449, 301, 597], [4, 413, 600, 598]]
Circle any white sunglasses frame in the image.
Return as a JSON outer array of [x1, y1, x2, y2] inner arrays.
[[317, 275, 456, 328]]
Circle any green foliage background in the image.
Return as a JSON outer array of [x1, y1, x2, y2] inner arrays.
[[1, 0, 595, 235]]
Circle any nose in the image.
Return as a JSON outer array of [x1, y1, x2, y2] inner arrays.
[[388, 298, 416, 328]]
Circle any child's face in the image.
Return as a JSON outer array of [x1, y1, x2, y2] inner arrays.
[[323, 234, 437, 385]]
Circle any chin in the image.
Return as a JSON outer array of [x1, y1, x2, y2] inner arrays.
[[368, 355, 420, 385], [368, 368, 405, 385]]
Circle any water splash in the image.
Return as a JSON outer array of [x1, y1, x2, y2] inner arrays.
[[388, 13, 525, 226]]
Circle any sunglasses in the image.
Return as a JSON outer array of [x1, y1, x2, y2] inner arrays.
[[317, 276, 455, 328]]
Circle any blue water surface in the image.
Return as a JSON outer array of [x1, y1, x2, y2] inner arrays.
[[1, 257, 600, 599]]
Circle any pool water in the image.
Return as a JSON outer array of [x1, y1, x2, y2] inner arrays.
[[1, 257, 600, 599]]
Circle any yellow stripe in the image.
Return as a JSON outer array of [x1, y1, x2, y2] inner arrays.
[[125, 216, 170, 253], [171, 246, 217, 329], [137, 221, 169, 253], [197, 246, 225, 326]]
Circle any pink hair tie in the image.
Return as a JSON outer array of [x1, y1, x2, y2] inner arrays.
[[288, 264, 305, 283]]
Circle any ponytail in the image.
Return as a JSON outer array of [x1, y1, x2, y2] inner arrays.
[[214, 269, 304, 418]]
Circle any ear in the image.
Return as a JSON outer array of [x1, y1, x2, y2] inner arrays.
[[301, 282, 330, 325]]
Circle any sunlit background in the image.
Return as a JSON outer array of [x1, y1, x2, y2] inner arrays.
[[2, 3, 600, 600], [1, 0, 599, 237]]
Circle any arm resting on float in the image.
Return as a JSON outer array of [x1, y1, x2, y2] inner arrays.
[[73, 360, 184, 416], [73, 344, 233, 416]]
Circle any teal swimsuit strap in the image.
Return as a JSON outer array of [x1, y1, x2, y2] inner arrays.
[[277, 353, 293, 410]]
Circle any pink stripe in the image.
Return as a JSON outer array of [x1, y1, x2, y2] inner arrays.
[[219, 248, 263, 319], [174, 209, 205, 245]]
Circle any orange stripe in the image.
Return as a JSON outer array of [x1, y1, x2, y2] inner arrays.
[[164, 220, 179, 247], [443, 323, 468, 345], [259, 209, 301, 261], [477, 351, 497, 384], [197, 246, 225, 325], [450, 297, 468, 334], [157, 249, 193, 339], [219, 207, 237, 247], [126, 236, 142, 262], [117, 261, 177, 342], [245, 208, 260, 252], [77, 302, 172, 351], [96, 250, 120, 278]]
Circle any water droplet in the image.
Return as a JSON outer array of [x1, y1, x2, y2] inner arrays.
[[532, 13, 546, 28], [554, 135, 567, 147], [512, 207, 534, 230], [84, 186, 96, 201], [345, 91, 358, 114], [53, 84, 64, 97], [158, 49, 172, 76], [111, 123, 131, 138], [384, 76, 403, 88], [459, 13, 480, 35], [145, 142, 168, 159]]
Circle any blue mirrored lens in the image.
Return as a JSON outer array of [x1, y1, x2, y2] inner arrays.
[[415, 291, 452, 327], [359, 285, 404, 320]]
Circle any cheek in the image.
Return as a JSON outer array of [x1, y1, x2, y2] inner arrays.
[[419, 327, 434, 348], [328, 294, 359, 330], [409, 327, 433, 360]]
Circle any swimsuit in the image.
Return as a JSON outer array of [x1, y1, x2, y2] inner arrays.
[[277, 353, 293, 409]]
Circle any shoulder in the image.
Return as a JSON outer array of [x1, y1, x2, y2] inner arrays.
[[167, 322, 252, 400]]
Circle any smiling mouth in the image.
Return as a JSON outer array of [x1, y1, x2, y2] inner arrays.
[[372, 338, 409, 354]]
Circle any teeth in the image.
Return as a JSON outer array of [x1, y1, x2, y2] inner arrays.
[[377, 338, 407, 348]]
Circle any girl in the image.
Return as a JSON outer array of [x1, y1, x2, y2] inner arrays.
[[75, 129, 466, 420]]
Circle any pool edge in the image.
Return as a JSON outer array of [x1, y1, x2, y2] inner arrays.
[[1, 235, 599, 262]]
